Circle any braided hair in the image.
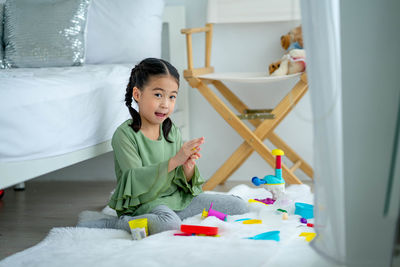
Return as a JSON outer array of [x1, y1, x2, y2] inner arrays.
[[125, 58, 180, 143]]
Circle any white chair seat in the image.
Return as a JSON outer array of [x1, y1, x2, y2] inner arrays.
[[198, 72, 301, 83]]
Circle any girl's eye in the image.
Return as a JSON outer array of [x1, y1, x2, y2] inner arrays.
[[170, 95, 177, 100], [155, 93, 162, 98]]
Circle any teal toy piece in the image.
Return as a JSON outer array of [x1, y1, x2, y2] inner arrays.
[[234, 218, 252, 222], [251, 149, 286, 187], [251, 176, 266, 186], [294, 202, 314, 219], [264, 169, 285, 185], [252, 170, 285, 186], [246, 231, 280, 241]]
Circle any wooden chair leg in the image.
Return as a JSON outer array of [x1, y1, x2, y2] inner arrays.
[[204, 75, 310, 189], [268, 132, 314, 179], [202, 142, 254, 190]]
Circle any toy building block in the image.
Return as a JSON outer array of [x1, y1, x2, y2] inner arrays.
[[246, 231, 280, 241], [242, 219, 262, 224], [252, 149, 286, 199], [294, 202, 314, 219], [201, 202, 228, 221], [180, 224, 219, 236], [299, 232, 316, 242], [234, 218, 252, 222]]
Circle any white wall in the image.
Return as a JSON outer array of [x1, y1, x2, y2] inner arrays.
[[38, 0, 314, 182]]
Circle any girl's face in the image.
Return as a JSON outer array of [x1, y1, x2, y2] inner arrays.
[[133, 75, 178, 128]]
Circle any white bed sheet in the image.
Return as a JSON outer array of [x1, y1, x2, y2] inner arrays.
[[0, 64, 132, 162]]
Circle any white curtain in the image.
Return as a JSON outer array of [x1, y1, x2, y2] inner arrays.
[[300, 0, 346, 264]]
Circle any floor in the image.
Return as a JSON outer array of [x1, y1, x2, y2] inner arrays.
[[0, 180, 248, 260]]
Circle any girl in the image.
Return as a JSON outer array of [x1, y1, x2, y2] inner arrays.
[[78, 58, 248, 235]]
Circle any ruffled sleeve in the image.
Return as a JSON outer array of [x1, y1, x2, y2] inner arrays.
[[108, 128, 175, 216], [173, 165, 204, 196]]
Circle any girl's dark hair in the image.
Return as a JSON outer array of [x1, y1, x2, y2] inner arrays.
[[125, 58, 180, 143]]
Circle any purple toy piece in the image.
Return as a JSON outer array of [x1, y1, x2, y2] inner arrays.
[[206, 202, 228, 221], [254, 198, 276, 205], [300, 218, 308, 224]]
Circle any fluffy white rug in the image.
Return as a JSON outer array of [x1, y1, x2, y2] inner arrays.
[[0, 184, 336, 267]]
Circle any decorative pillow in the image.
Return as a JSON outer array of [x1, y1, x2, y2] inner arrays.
[[0, 3, 4, 68], [3, 0, 90, 68], [85, 0, 164, 64]]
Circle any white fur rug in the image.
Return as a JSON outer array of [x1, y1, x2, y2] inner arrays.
[[0, 184, 336, 267]]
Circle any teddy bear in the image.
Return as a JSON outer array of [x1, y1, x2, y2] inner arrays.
[[280, 25, 303, 51], [269, 48, 306, 76]]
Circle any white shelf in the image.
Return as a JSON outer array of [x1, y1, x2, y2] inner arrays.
[[207, 0, 301, 24]]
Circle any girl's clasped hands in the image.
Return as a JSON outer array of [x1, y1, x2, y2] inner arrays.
[[181, 137, 204, 170], [168, 137, 205, 180]]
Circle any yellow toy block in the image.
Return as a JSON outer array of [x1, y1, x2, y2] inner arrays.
[[242, 219, 262, 224], [299, 232, 316, 242]]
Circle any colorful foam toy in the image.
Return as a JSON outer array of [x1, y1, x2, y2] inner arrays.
[[246, 231, 280, 241], [299, 232, 316, 242], [251, 149, 286, 199], [255, 198, 275, 205], [235, 218, 252, 222], [300, 218, 308, 224], [295, 202, 314, 219], [178, 224, 219, 236], [201, 202, 228, 221], [248, 198, 275, 206], [242, 219, 262, 224]]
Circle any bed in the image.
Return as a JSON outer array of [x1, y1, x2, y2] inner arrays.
[[0, 2, 189, 190]]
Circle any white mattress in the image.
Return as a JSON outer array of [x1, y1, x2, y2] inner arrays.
[[0, 64, 133, 162]]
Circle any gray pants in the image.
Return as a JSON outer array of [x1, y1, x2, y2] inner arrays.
[[77, 193, 248, 235]]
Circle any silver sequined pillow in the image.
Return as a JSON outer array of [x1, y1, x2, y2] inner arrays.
[[0, 3, 4, 69], [3, 0, 90, 68]]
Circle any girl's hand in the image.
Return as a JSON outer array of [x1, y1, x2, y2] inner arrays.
[[168, 137, 204, 172], [183, 152, 201, 182], [183, 152, 201, 170], [174, 137, 204, 166]]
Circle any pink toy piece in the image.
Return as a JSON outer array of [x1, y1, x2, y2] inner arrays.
[[254, 198, 276, 205], [202, 202, 228, 221]]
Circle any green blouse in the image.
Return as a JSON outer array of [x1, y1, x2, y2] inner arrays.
[[108, 119, 204, 217]]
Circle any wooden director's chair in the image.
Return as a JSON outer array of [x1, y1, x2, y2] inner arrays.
[[181, 24, 314, 191]]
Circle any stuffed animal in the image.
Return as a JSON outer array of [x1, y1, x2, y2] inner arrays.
[[281, 25, 303, 51], [269, 49, 306, 76]]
